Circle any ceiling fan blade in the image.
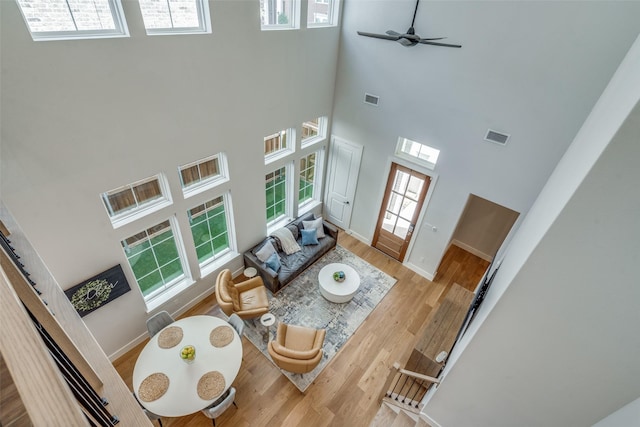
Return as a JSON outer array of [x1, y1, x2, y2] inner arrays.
[[419, 37, 446, 41], [418, 39, 462, 48], [357, 31, 400, 41], [386, 30, 402, 36]]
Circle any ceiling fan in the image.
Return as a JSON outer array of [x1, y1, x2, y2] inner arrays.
[[357, 0, 462, 48]]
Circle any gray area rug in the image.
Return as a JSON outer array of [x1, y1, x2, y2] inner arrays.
[[240, 244, 397, 392]]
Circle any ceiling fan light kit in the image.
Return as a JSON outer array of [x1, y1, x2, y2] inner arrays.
[[357, 0, 462, 49]]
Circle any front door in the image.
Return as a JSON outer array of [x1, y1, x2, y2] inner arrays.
[[372, 163, 431, 262]]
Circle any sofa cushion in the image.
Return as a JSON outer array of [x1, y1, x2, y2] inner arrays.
[[303, 216, 326, 239], [265, 252, 281, 272], [295, 212, 315, 234], [284, 324, 318, 351], [254, 240, 276, 262], [301, 228, 319, 245]]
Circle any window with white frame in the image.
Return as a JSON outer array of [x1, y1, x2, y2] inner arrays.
[[16, 0, 128, 41], [187, 194, 232, 266], [121, 219, 186, 300], [307, 0, 337, 27], [179, 153, 227, 196], [260, 0, 297, 29], [138, 0, 211, 35], [264, 129, 294, 162], [101, 175, 171, 225], [301, 116, 326, 147], [265, 166, 288, 224], [395, 137, 440, 170], [299, 151, 320, 207]]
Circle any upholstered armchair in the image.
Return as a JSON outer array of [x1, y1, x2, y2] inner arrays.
[[215, 269, 269, 320], [267, 323, 326, 374]]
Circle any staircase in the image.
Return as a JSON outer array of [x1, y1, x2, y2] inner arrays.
[[369, 402, 432, 427]]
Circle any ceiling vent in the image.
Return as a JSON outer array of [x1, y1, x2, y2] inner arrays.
[[364, 93, 379, 106], [484, 129, 510, 146]]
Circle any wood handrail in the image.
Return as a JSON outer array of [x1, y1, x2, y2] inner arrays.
[[396, 364, 440, 384], [0, 268, 89, 426]]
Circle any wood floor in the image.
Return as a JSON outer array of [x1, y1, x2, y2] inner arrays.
[[112, 237, 489, 427]]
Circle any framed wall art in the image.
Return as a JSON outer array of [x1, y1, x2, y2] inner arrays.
[[65, 264, 130, 317]]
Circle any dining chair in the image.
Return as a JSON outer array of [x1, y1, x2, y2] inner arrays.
[[146, 310, 175, 338], [227, 313, 245, 337], [133, 392, 163, 426], [201, 386, 238, 427]]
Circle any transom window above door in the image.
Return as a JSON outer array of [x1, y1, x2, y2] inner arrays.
[[395, 137, 440, 170]]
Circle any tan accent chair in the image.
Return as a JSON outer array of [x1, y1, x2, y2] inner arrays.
[[267, 323, 326, 374], [215, 269, 269, 320]]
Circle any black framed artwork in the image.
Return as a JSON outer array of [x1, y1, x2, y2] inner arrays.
[[65, 264, 131, 317]]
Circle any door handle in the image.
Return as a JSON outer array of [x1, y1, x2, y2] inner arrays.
[[408, 224, 415, 233], [344, 201, 350, 205]]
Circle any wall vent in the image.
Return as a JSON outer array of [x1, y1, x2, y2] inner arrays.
[[484, 129, 510, 146], [364, 93, 379, 106]]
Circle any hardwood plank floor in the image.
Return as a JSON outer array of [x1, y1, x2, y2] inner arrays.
[[112, 236, 489, 427]]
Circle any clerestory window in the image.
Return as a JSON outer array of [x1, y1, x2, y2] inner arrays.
[[16, 0, 129, 41]]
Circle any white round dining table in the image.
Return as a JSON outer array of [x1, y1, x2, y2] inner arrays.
[[133, 315, 242, 417]]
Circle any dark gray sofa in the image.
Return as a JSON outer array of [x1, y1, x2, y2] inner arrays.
[[243, 213, 338, 294]]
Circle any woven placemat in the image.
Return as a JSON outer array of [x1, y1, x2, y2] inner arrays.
[[157, 326, 183, 349], [138, 373, 170, 402], [197, 371, 225, 400], [209, 325, 234, 347]]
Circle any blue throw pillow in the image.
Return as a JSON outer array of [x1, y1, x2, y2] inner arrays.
[[301, 228, 319, 245], [265, 252, 281, 272]]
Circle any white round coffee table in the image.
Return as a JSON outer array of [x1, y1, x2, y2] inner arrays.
[[318, 263, 361, 303]]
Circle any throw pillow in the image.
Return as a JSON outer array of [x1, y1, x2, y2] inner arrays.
[[301, 228, 319, 245], [264, 252, 281, 272], [303, 216, 326, 239], [255, 240, 276, 262]]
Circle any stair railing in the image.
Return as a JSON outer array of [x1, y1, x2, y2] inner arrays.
[[380, 362, 440, 413]]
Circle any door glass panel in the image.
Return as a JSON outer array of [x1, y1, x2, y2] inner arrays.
[[406, 176, 424, 201], [395, 217, 411, 239], [387, 193, 402, 215], [399, 198, 417, 221], [392, 170, 409, 193], [382, 212, 397, 233]]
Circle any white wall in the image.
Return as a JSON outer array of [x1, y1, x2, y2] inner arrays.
[[0, 0, 340, 357], [423, 33, 640, 427], [593, 397, 640, 427], [332, 0, 640, 277]]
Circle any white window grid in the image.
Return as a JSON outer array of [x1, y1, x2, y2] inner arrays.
[[16, 0, 129, 41]]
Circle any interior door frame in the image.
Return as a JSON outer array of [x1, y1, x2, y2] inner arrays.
[[371, 157, 439, 264]]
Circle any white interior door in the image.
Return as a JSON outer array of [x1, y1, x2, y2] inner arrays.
[[323, 137, 363, 229]]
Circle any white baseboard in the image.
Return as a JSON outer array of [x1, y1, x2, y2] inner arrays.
[[346, 229, 371, 245], [404, 261, 435, 281], [451, 239, 493, 262]]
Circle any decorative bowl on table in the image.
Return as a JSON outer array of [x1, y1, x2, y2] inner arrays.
[[333, 271, 346, 282], [180, 345, 196, 363]]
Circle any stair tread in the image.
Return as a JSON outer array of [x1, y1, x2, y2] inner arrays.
[[391, 410, 418, 427], [369, 403, 398, 427]]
